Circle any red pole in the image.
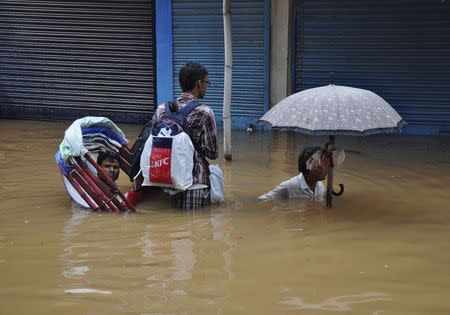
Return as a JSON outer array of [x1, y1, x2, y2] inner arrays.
[[123, 144, 132, 155], [119, 146, 132, 164], [70, 170, 108, 211], [74, 157, 127, 212], [65, 174, 98, 210], [71, 160, 120, 213], [84, 153, 137, 213], [75, 165, 119, 213]]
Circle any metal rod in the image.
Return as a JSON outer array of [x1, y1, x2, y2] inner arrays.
[[122, 143, 132, 155], [83, 153, 137, 213], [326, 135, 335, 208], [70, 170, 108, 211], [71, 159, 119, 212], [119, 146, 132, 164], [72, 164, 117, 212], [65, 174, 98, 210], [74, 156, 126, 212]]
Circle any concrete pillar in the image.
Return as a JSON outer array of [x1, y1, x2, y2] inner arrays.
[[270, 0, 292, 108]]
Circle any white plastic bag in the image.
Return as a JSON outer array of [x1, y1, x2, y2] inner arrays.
[[140, 132, 195, 190], [209, 164, 225, 203]]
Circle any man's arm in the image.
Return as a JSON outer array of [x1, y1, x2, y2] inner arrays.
[[200, 109, 218, 160], [188, 107, 218, 160], [258, 182, 289, 200]]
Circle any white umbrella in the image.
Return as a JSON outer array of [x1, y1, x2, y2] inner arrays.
[[260, 84, 404, 136], [259, 83, 406, 207]]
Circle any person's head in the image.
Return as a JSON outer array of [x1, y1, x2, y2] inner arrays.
[[298, 146, 331, 182], [179, 61, 209, 99], [97, 151, 120, 182]]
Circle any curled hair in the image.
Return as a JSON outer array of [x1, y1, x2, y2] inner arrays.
[[179, 61, 209, 92], [97, 150, 119, 166]]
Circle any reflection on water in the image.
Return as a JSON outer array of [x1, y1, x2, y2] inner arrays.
[[64, 288, 112, 295], [0, 119, 450, 314], [61, 210, 90, 279], [281, 291, 392, 311]]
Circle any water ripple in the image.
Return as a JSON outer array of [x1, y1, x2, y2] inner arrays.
[[281, 291, 392, 311], [64, 288, 112, 295]]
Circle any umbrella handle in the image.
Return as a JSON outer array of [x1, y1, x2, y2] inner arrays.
[[332, 184, 344, 196]]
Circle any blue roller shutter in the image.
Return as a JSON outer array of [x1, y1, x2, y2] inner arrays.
[[172, 0, 267, 123], [295, 0, 450, 133], [0, 0, 155, 123]]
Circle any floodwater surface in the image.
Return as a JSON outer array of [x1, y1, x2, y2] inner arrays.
[[1, 119, 449, 315]]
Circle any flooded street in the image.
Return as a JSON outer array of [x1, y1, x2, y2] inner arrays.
[[1, 119, 450, 314]]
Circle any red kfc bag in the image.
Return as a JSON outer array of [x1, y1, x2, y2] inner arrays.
[[140, 101, 200, 190]]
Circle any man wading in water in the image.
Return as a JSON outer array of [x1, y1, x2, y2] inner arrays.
[[258, 146, 332, 201], [97, 151, 120, 183], [152, 61, 218, 210]]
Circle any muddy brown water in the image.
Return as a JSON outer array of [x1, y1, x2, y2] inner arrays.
[[0, 119, 449, 315]]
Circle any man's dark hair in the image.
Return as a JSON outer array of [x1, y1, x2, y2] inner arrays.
[[298, 146, 322, 174], [179, 61, 209, 92], [97, 150, 119, 166]]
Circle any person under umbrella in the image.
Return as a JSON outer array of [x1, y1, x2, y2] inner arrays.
[[258, 146, 345, 201], [258, 79, 405, 207]]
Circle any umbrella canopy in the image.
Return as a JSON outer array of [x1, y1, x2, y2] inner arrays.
[[259, 84, 405, 136]]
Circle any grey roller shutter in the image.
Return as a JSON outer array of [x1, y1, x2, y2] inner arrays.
[[0, 0, 155, 123]]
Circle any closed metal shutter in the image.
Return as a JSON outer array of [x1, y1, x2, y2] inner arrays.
[[295, 0, 450, 131], [0, 0, 155, 123], [172, 0, 267, 119]]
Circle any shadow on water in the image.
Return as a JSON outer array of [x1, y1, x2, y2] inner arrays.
[[0, 119, 449, 314]]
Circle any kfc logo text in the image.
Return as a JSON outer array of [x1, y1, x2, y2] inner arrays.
[[150, 157, 170, 168]]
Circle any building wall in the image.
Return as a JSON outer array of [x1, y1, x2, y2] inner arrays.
[[270, 0, 291, 108]]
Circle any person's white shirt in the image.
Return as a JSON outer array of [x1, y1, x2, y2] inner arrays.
[[258, 173, 325, 201]]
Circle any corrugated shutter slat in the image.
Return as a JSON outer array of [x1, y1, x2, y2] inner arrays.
[[0, 0, 155, 122]]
